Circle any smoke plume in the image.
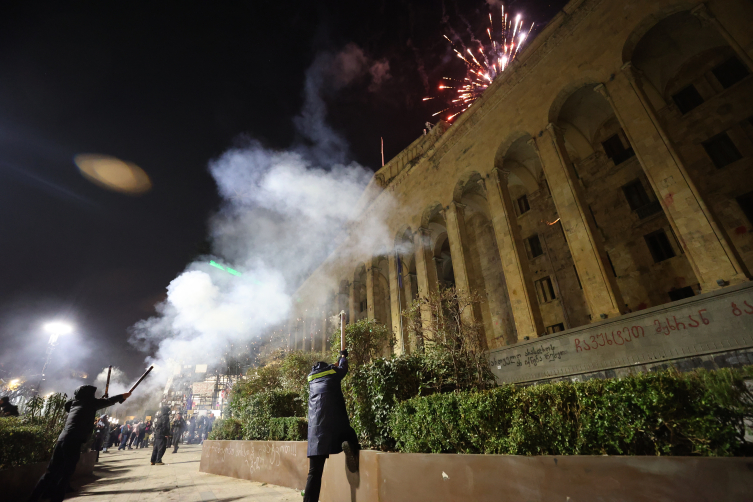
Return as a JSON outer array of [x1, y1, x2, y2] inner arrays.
[[128, 45, 394, 389]]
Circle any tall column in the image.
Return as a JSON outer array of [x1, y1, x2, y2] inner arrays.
[[366, 265, 376, 321], [597, 66, 749, 290], [413, 227, 438, 345], [487, 168, 545, 340], [348, 281, 357, 325], [444, 202, 479, 325], [388, 253, 404, 355], [535, 125, 625, 319], [691, 4, 753, 72], [414, 228, 439, 299], [321, 313, 328, 356]]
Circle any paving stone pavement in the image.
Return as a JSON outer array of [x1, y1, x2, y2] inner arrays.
[[69, 444, 302, 502]]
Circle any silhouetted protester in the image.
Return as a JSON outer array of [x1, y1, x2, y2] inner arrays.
[[0, 396, 19, 416], [150, 406, 171, 465], [28, 386, 130, 502], [170, 412, 186, 453], [303, 350, 360, 502]]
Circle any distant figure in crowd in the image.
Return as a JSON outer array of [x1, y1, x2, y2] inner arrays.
[[0, 396, 19, 417], [142, 419, 151, 448], [99, 415, 112, 453], [150, 406, 171, 465], [128, 420, 140, 448], [302, 350, 360, 502], [137, 420, 146, 448], [29, 385, 130, 502], [91, 415, 109, 459], [117, 421, 131, 450], [171, 412, 186, 453], [196, 414, 206, 444]]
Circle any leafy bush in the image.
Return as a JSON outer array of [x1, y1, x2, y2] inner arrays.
[[268, 417, 308, 441], [0, 418, 60, 469], [0, 393, 70, 469], [208, 418, 243, 441], [329, 318, 394, 366], [390, 368, 753, 456], [228, 391, 305, 440]]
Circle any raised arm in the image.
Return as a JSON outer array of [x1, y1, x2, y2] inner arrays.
[[95, 392, 131, 410]]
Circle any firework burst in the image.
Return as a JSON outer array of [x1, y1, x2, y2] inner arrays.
[[425, 4, 534, 122]]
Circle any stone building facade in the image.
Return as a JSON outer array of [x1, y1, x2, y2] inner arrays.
[[285, 0, 753, 381]]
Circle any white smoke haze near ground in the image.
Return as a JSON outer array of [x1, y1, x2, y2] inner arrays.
[[128, 44, 395, 390]]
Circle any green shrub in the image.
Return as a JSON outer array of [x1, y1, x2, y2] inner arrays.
[[208, 418, 243, 441], [0, 418, 59, 469], [0, 393, 70, 469], [228, 391, 305, 440], [329, 318, 394, 367], [268, 417, 308, 441], [390, 368, 753, 456]]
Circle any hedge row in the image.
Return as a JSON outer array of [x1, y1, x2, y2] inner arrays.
[[268, 417, 308, 441], [226, 391, 305, 441], [390, 368, 753, 456], [0, 418, 60, 469]]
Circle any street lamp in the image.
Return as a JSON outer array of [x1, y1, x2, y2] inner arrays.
[[37, 321, 74, 394]]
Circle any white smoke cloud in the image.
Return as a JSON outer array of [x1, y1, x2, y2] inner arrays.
[[128, 44, 395, 390]]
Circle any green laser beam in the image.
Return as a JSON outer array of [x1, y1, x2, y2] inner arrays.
[[208, 260, 262, 284]]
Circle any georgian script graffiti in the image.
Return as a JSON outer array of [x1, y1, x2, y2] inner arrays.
[[489, 344, 565, 369], [523, 343, 566, 367], [209, 442, 298, 474]]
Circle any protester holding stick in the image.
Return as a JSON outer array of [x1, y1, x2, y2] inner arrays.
[[302, 312, 359, 502], [29, 386, 131, 502]]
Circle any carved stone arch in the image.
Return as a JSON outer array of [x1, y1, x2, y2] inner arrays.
[[452, 170, 487, 203], [420, 202, 444, 228], [546, 74, 605, 125], [493, 130, 533, 170], [394, 225, 413, 247], [621, 1, 697, 64]]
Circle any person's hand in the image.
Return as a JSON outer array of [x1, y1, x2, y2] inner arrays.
[[123, 392, 132, 399]]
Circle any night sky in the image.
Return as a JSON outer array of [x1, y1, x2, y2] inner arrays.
[[0, 0, 566, 386]]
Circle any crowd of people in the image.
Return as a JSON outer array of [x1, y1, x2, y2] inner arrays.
[[91, 408, 216, 460]]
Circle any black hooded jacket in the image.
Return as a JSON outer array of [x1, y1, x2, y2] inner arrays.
[[59, 385, 126, 442], [306, 356, 350, 457], [153, 406, 171, 437]]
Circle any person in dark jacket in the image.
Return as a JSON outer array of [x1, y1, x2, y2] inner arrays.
[[0, 396, 19, 416], [117, 422, 131, 450], [303, 350, 359, 502], [29, 385, 130, 502], [170, 412, 186, 453], [150, 406, 171, 465]]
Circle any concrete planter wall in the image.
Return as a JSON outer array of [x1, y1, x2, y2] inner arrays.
[[201, 440, 753, 502], [3, 450, 98, 502]]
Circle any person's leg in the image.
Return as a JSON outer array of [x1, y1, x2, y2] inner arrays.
[[150, 438, 160, 464], [302, 456, 327, 502], [156, 436, 167, 463], [28, 441, 65, 501], [49, 442, 81, 502], [341, 426, 360, 472]]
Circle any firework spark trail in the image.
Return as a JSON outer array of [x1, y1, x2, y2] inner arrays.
[[425, 2, 533, 122]]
